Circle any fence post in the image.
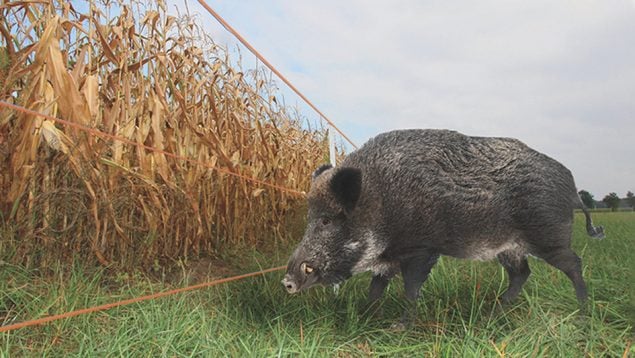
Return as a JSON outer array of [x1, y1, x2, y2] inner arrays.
[[328, 124, 336, 167]]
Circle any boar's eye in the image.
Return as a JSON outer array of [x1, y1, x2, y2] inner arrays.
[[320, 217, 331, 226], [300, 262, 314, 274]]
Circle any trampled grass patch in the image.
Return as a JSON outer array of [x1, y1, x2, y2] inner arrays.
[[1, 212, 633, 356]]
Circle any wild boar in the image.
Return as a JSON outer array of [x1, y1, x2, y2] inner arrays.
[[282, 129, 604, 328]]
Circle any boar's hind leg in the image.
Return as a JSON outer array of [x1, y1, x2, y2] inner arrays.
[[538, 248, 588, 304], [395, 253, 439, 328], [497, 250, 531, 303]]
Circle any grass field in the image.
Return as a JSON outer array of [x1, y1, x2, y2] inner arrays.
[[1, 212, 633, 356]]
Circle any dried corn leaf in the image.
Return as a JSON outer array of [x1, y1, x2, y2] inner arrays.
[[40, 120, 68, 153], [81, 75, 99, 118]]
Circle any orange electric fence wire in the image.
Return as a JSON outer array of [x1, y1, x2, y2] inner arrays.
[[0, 100, 306, 197], [0, 265, 286, 333], [196, 0, 359, 150]]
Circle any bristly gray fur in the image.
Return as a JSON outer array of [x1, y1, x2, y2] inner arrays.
[[282, 129, 603, 326]]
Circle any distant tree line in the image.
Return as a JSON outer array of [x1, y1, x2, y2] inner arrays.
[[578, 190, 635, 212]]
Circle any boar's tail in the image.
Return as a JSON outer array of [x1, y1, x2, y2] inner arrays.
[[576, 195, 605, 240]]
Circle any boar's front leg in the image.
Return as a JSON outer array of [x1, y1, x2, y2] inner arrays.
[[393, 253, 439, 330], [368, 274, 393, 302], [362, 270, 397, 317]]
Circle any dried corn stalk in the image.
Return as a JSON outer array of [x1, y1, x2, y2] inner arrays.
[[0, 0, 339, 269]]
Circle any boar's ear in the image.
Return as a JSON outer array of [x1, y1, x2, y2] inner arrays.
[[329, 167, 362, 214], [312, 164, 333, 181]]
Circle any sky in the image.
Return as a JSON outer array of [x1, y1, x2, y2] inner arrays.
[[168, 0, 634, 198]]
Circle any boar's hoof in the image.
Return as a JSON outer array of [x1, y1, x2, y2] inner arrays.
[[499, 292, 517, 305], [390, 321, 409, 331], [390, 312, 415, 331], [577, 300, 590, 316]]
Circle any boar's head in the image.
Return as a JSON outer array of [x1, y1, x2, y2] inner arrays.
[[282, 164, 365, 293]]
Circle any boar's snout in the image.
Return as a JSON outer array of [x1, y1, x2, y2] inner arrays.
[[282, 275, 298, 293]]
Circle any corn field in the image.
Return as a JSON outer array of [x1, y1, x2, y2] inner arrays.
[[0, 1, 333, 269]]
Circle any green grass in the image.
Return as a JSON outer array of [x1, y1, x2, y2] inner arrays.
[[1, 212, 633, 357]]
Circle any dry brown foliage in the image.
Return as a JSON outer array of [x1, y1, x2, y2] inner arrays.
[[0, 1, 335, 269]]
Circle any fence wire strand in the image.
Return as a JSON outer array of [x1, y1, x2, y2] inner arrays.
[[196, 0, 358, 150], [0, 266, 286, 333]]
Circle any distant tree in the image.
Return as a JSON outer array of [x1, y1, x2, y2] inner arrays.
[[578, 190, 595, 209], [627, 191, 635, 209], [602, 192, 621, 212]]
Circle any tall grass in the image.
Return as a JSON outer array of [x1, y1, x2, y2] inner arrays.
[[1, 212, 632, 356], [0, 0, 333, 269]]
